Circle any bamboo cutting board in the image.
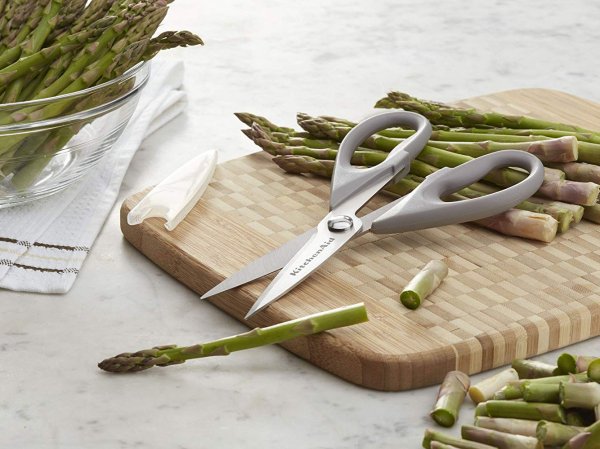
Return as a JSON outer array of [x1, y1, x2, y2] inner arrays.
[[121, 89, 600, 391]]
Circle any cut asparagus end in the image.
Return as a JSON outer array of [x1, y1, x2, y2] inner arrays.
[[468, 368, 519, 404], [587, 359, 600, 382], [557, 353, 578, 374]]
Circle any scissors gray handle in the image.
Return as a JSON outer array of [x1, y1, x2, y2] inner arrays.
[[329, 111, 432, 211], [371, 150, 545, 234]]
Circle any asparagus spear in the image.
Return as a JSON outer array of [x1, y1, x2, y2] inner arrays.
[[485, 400, 566, 423], [560, 382, 600, 409], [142, 30, 204, 61], [422, 429, 497, 449], [474, 417, 537, 437], [453, 126, 600, 147], [536, 421, 584, 447], [461, 425, 542, 449], [512, 359, 557, 379], [374, 91, 598, 134], [401, 260, 448, 310], [430, 370, 470, 427], [98, 303, 369, 373], [522, 381, 561, 403], [469, 369, 519, 404], [298, 114, 578, 163]]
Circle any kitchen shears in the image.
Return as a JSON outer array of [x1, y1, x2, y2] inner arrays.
[[202, 111, 545, 319]]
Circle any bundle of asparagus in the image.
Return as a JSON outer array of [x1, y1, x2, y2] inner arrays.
[[424, 353, 600, 449], [0, 0, 203, 187], [236, 91, 600, 243]]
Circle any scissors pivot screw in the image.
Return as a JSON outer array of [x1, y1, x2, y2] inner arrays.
[[327, 215, 354, 232]]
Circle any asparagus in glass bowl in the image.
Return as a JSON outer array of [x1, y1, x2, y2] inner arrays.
[[0, 0, 203, 207]]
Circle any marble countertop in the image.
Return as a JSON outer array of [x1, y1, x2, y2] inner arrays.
[[2, 1, 600, 447]]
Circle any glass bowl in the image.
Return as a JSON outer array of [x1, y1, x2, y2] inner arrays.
[[0, 61, 150, 208]]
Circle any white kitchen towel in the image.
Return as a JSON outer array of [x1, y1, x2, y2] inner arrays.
[[0, 59, 187, 293]]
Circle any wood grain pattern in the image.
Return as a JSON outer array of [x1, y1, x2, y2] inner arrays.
[[121, 89, 600, 391]]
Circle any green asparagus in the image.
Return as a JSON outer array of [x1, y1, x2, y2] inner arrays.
[[98, 303, 369, 373]]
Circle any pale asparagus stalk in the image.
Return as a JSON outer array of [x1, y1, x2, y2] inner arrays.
[[473, 209, 558, 243], [559, 382, 600, 409], [401, 260, 448, 310], [550, 162, 600, 183], [468, 369, 519, 404], [474, 417, 538, 437], [430, 370, 470, 427], [461, 425, 542, 449], [422, 429, 497, 449], [511, 359, 557, 379], [535, 421, 584, 447]]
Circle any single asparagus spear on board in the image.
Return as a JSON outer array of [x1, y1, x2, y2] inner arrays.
[[98, 303, 369, 373], [401, 260, 448, 310]]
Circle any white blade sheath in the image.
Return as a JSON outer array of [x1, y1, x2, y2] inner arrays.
[[245, 215, 362, 318]]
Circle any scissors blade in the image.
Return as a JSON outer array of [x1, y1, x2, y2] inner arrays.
[[245, 215, 362, 319], [201, 199, 402, 300], [200, 228, 316, 299]]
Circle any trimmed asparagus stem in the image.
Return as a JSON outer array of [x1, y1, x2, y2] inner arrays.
[[401, 260, 448, 310], [451, 126, 600, 145], [430, 370, 470, 427], [492, 382, 523, 400], [474, 417, 538, 437], [468, 369, 519, 404], [587, 359, 600, 382], [536, 421, 584, 446], [516, 372, 589, 385], [536, 180, 599, 206], [473, 209, 558, 243], [422, 429, 497, 449], [461, 425, 542, 449], [98, 303, 369, 373], [526, 197, 584, 223], [543, 167, 566, 181], [560, 382, 600, 409], [522, 381, 560, 403], [557, 353, 578, 374], [484, 400, 566, 423], [512, 359, 557, 379]]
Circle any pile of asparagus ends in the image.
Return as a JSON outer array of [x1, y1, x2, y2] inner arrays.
[[425, 354, 600, 449], [0, 0, 203, 187], [236, 91, 600, 243]]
